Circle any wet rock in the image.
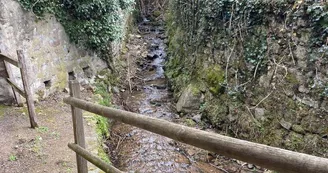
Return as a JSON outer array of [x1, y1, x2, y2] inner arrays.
[[280, 119, 292, 130], [298, 85, 309, 93], [191, 114, 202, 123], [158, 35, 167, 39], [141, 51, 148, 58], [247, 164, 254, 169], [254, 108, 265, 121], [147, 52, 159, 60], [150, 43, 159, 49], [292, 125, 305, 134], [152, 84, 167, 90], [63, 88, 69, 93], [150, 100, 161, 106], [148, 65, 156, 71], [176, 84, 203, 113]]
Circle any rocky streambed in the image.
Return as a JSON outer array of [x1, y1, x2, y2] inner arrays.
[[107, 17, 265, 173]]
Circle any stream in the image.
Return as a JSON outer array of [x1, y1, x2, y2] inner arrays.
[[108, 17, 261, 173]]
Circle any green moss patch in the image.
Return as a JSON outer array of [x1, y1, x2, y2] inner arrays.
[[203, 65, 225, 95], [0, 105, 9, 118]]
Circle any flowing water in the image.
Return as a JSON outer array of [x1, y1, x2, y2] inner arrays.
[[109, 18, 261, 173]]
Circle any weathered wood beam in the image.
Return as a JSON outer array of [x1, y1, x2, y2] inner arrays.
[[6, 78, 26, 98], [4, 61, 24, 106], [63, 96, 328, 173], [68, 143, 124, 173], [0, 53, 20, 68], [17, 50, 38, 128], [69, 81, 88, 173]]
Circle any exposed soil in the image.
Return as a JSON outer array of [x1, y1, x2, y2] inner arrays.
[[108, 16, 267, 173], [0, 90, 98, 173]]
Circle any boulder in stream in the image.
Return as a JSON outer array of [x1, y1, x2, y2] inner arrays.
[[176, 84, 203, 113]]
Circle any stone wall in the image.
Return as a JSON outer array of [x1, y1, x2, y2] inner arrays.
[[166, 0, 328, 158], [0, 0, 129, 103]]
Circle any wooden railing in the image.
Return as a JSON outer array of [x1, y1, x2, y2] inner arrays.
[[0, 50, 38, 128], [64, 80, 328, 173]]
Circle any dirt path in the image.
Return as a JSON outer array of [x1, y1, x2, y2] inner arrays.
[[108, 17, 265, 173], [0, 91, 102, 173]]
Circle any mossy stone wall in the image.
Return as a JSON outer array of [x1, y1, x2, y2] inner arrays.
[[166, 0, 328, 158]]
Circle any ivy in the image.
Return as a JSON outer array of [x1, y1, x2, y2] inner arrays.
[[17, 0, 135, 61], [168, 0, 328, 77]]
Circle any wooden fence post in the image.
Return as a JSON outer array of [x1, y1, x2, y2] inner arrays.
[[0, 50, 23, 107], [4, 62, 24, 107], [69, 80, 88, 173], [17, 50, 38, 128]]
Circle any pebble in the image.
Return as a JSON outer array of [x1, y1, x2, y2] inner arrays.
[[247, 163, 254, 169]]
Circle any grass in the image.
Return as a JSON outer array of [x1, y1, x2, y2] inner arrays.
[[87, 78, 115, 163], [51, 131, 60, 139], [0, 105, 8, 118], [37, 126, 49, 133], [32, 135, 43, 155], [185, 118, 196, 127], [9, 154, 17, 161]]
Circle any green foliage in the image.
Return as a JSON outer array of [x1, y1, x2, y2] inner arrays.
[[94, 76, 116, 138], [204, 65, 225, 95], [244, 31, 268, 67], [184, 118, 196, 127], [95, 81, 112, 106], [94, 115, 110, 138], [168, 0, 328, 73], [17, 0, 135, 61], [37, 126, 49, 133], [9, 154, 17, 161]]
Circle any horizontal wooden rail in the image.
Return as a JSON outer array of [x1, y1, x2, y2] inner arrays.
[[0, 53, 20, 67], [68, 143, 123, 173], [6, 78, 26, 98], [64, 97, 328, 173]]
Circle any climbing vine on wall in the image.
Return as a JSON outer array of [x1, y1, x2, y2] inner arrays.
[[17, 0, 135, 61], [170, 0, 328, 47], [167, 0, 328, 88]]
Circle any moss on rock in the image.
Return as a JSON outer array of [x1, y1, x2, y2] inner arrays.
[[203, 65, 225, 95], [284, 132, 304, 151]]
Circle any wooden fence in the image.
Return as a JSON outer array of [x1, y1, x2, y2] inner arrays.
[[64, 80, 328, 173], [0, 50, 38, 128]]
